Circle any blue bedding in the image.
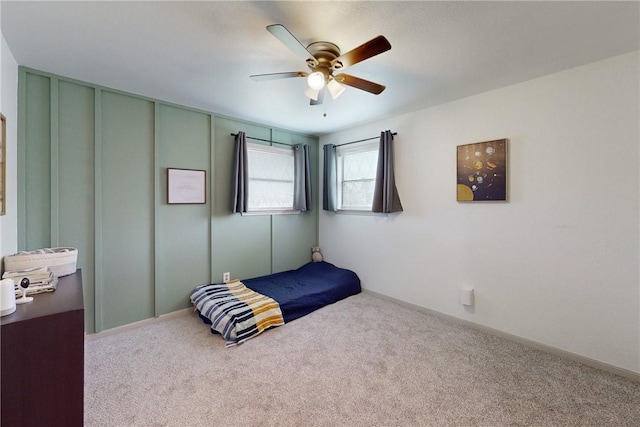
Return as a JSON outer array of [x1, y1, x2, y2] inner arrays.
[[242, 261, 361, 323]]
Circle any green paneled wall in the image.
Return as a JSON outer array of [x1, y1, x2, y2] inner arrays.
[[57, 81, 96, 332], [23, 73, 51, 250], [100, 92, 155, 330], [155, 104, 211, 314], [17, 68, 318, 333]]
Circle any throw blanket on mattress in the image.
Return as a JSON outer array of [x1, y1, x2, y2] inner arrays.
[[190, 281, 284, 347]]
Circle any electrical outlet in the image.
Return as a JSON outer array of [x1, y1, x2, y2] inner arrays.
[[223, 272, 230, 282]]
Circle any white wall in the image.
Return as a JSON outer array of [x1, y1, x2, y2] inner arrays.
[[0, 31, 19, 258], [319, 51, 640, 373]]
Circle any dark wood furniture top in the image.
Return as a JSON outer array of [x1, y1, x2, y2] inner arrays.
[[1, 269, 84, 325]]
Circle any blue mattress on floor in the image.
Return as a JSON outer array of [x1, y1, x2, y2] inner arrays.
[[242, 261, 361, 323]]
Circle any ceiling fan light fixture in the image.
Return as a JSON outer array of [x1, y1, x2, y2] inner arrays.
[[307, 71, 326, 90], [304, 86, 320, 101], [327, 78, 345, 100], [252, 25, 391, 106]]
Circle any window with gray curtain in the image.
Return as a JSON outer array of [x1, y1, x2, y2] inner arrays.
[[323, 130, 402, 213], [232, 131, 312, 214]]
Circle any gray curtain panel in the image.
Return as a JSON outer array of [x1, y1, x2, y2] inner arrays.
[[372, 130, 403, 213], [293, 144, 312, 211], [322, 144, 337, 211], [231, 131, 248, 213]]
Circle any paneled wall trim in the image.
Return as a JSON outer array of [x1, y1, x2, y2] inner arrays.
[[17, 67, 319, 333]]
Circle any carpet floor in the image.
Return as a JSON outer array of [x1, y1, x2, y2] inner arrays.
[[85, 292, 640, 426]]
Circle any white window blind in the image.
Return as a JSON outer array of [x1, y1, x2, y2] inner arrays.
[[247, 143, 295, 212], [336, 140, 379, 211]]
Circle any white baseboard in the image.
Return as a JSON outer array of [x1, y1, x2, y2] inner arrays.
[[84, 307, 193, 341], [363, 289, 640, 383]]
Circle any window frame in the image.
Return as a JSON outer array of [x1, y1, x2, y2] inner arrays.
[[336, 139, 379, 212], [243, 142, 299, 216]]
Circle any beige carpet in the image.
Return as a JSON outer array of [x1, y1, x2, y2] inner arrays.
[[85, 292, 640, 426]]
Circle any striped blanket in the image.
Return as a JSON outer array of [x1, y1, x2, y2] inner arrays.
[[190, 281, 285, 347]]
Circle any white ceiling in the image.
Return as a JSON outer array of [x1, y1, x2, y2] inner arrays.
[[2, 1, 638, 136]]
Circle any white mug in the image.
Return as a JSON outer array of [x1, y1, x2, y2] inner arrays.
[[0, 278, 16, 316]]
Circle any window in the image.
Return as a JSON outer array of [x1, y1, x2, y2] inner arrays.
[[336, 140, 379, 211], [246, 142, 295, 212]]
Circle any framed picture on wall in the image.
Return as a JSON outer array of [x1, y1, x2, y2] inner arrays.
[[167, 168, 206, 204], [456, 138, 508, 202], [0, 113, 6, 215]]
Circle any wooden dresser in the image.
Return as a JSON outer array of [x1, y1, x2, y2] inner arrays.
[[1, 270, 84, 427]]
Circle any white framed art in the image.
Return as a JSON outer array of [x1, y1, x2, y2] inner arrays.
[[167, 168, 206, 204]]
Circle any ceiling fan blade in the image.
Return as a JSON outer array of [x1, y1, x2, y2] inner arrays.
[[331, 35, 391, 69], [267, 24, 318, 67], [310, 88, 325, 106], [250, 71, 307, 81], [334, 73, 386, 95]]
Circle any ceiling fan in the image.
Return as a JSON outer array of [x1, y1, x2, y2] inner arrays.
[[250, 24, 391, 105]]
